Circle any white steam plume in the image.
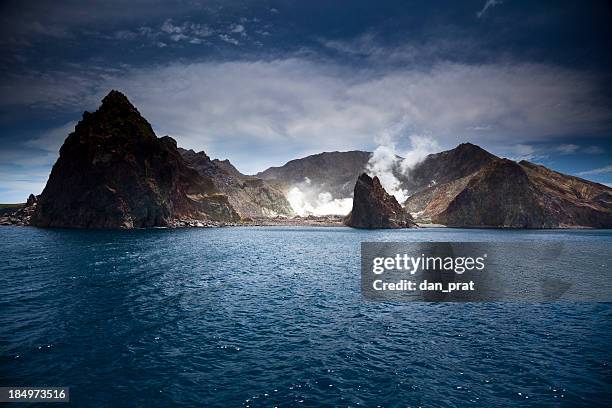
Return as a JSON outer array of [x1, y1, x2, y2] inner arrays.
[[366, 133, 439, 202], [287, 186, 353, 216], [286, 131, 438, 216], [367, 144, 408, 202]]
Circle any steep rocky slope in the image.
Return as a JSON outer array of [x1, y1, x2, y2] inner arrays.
[[257, 151, 371, 197], [406, 158, 612, 228], [32, 91, 239, 228], [344, 173, 414, 228], [403, 143, 498, 193], [517, 161, 612, 228], [179, 148, 294, 218]]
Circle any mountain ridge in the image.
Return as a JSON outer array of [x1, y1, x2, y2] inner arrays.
[[405, 157, 612, 228], [1, 90, 610, 229], [256, 150, 372, 198]]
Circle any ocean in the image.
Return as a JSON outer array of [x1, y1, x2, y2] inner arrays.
[[1, 226, 610, 407]]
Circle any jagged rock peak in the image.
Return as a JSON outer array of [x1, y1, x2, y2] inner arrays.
[[456, 142, 482, 150], [344, 173, 415, 229], [451, 142, 487, 154], [100, 90, 138, 113], [82, 90, 143, 125], [74, 90, 155, 144]]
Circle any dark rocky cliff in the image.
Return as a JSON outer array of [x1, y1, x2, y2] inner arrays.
[[344, 173, 414, 228], [32, 90, 240, 228]]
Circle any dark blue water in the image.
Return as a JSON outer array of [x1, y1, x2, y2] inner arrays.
[[1, 226, 611, 407]]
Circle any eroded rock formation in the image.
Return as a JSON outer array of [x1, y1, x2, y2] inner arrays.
[[344, 173, 415, 228]]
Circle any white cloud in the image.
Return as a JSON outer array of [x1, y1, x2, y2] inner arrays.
[[578, 165, 612, 176], [161, 19, 181, 34], [556, 144, 580, 154], [399, 135, 440, 173], [218, 34, 239, 45], [506, 144, 538, 161], [1, 58, 611, 174], [170, 33, 189, 42], [129, 19, 214, 44], [477, 0, 504, 18], [367, 144, 407, 202], [114, 30, 137, 40], [555, 144, 605, 155], [230, 24, 245, 34], [287, 187, 352, 216], [502, 143, 607, 162], [468, 125, 493, 131], [583, 145, 605, 154]]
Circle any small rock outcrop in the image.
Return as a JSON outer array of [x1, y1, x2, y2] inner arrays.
[[344, 173, 415, 228], [26, 194, 37, 206], [0, 197, 38, 226], [32, 90, 240, 228]]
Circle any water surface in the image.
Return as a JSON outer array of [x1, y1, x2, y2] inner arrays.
[[1, 226, 610, 407]]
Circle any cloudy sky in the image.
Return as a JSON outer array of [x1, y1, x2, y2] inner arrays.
[[1, 0, 611, 202]]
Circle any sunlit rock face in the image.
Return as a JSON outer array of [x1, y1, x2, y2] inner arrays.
[[179, 148, 294, 219], [406, 157, 612, 228], [32, 90, 239, 228], [344, 173, 415, 229]]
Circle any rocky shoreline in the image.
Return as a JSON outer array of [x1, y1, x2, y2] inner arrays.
[[0, 211, 345, 229], [3, 208, 607, 230]]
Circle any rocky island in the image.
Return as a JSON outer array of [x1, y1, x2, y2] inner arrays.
[[32, 91, 240, 228], [1, 91, 611, 230]]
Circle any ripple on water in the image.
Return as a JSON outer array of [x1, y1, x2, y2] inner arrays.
[[0, 226, 610, 407]]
